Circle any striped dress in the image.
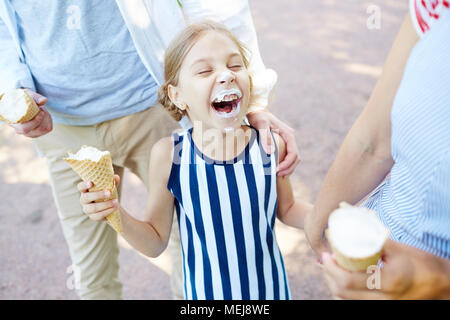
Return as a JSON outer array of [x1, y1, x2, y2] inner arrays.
[[363, 6, 450, 259], [167, 126, 291, 300]]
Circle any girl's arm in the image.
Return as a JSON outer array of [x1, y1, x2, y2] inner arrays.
[[120, 137, 175, 257], [78, 137, 175, 258], [275, 132, 313, 229], [304, 14, 419, 255]]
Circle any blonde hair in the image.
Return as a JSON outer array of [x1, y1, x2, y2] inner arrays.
[[158, 20, 251, 121]]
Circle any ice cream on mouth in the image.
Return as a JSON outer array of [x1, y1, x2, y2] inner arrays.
[[210, 88, 242, 118]]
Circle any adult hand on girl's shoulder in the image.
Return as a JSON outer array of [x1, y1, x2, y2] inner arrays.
[[322, 239, 450, 299], [247, 109, 299, 177], [271, 130, 286, 165]]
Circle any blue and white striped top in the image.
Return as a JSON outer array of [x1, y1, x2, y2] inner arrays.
[[167, 126, 291, 300], [363, 11, 450, 259]]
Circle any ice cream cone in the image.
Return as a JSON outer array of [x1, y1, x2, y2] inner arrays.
[[64, 146, 123, 234], [326, 202, 389, 272], [326, 229, 383, 271], [0, 89, 40, 124]]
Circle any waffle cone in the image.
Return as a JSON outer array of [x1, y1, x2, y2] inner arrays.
[[64, 151, 123, 234], [0, 90, 40, 123], [326, 229, 382, 271]]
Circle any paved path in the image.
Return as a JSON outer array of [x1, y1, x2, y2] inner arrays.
[[0, 0, 408, 299]]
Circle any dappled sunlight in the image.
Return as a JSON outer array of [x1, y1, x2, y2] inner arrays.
[[330, 50, 350, 60], [0, 125, 49, 184], [276, 223, 309, 256], [118, 234, 172, 275], [344, 62, 382, 78]]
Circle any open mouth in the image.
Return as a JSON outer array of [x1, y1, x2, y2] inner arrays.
[[210, 89, 242, 118]]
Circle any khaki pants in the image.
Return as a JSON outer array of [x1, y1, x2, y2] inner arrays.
[[34, 106, 183, 299]]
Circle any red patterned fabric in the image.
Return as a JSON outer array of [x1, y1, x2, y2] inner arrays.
[[410, 0, 450, 36]]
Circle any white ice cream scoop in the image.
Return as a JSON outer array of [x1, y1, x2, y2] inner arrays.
[[326, 202, 389, 271]]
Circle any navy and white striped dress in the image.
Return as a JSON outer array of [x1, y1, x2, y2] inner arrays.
[[167, 126, 291, 300], [363, 8, 450, 259]]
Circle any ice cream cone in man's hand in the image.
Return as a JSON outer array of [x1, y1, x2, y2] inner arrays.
[[64, 146, 123, 234], [1, 88, 52, 138], [0, 88, 40, 123]]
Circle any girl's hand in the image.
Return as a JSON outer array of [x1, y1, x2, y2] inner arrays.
[[77, 175, 120, 221]]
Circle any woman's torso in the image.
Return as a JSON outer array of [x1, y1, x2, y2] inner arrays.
[[364, 8, 450, 259]]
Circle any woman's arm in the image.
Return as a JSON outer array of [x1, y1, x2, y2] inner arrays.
[[78, 137, 175, 258], [305, 14, 420, 255], [275, 132, 313, 229]]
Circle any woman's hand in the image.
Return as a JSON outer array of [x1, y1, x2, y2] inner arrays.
[[78, 175, 120, 221], [321, 239, 450, 299], [247, 109, 300, 177]]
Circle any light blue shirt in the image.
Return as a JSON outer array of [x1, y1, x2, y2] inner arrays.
[[0, 0, 158, 125], [363, 11, 450, 259]]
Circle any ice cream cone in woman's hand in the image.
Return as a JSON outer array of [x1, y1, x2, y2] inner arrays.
[[0, 89, 40, 123], [325, 202, 389, 271], [64, 146, 123, 234]]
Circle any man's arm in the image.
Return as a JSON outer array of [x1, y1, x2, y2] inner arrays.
[[0, 15, 35, 92], [0, 15, 52, 137], [305, 14, 420, 255]]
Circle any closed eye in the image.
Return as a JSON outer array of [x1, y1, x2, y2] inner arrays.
[[198, 70, 212, 75], [229, 65, 242, 70]]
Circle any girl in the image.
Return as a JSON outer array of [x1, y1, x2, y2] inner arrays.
[[78, 21, 312, 300]]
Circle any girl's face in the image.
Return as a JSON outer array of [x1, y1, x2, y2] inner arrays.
[[169, 31, 251, 131]]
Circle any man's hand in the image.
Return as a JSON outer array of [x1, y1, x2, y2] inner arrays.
[[8, 89, 52, 138], [321, 239, 450, 299], [247, 109, 300, 177]]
